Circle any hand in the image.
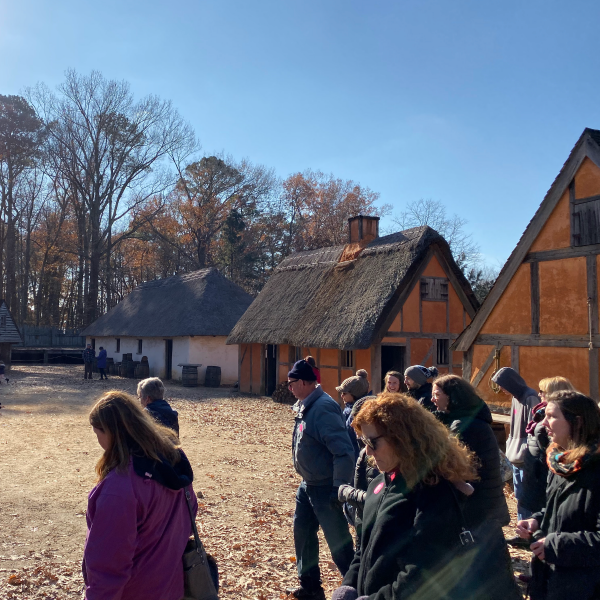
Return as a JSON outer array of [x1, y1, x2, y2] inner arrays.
[[338, 483, 354, 502], [530, 538, 546, 561], [516, 518, 539, 539]]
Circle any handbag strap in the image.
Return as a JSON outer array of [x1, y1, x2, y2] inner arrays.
[[447, 481, 468, 530], [185, 488, 204, 556]]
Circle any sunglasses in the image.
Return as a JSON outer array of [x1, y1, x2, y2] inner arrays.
[[359, 434, 384, 451]]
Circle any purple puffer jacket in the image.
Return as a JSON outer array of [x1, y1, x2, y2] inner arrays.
[[83, 458, 197, 600]]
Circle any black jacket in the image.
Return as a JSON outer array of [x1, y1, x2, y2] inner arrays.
[[521, 417, 550, 513], [436, 403, 510, 527], [529, 456, 600, 600], [407, 382, 435, 412], [145, 400, 180, 436], [343, 472, 466, 600]]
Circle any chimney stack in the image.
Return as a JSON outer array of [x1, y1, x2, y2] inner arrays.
[[348, 215, 380, 244]]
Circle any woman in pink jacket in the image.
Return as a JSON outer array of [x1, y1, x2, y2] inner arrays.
[[84, 391, 197, 600]]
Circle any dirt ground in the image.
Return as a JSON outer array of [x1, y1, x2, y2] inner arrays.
[[0, 365, 530, 599]]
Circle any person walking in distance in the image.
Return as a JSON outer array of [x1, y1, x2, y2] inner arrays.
[[97, 347, 108, 380], [83, 343, 95, 380], [286, 360, 355, 600]]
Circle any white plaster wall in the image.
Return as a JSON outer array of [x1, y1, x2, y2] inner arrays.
[[86, 336, 190, 380], [188, 336, 239, 385]]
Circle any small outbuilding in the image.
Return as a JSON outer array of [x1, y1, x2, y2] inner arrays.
[[0, 299, 22, 367], [227, 216, 480, 399], [453, 127, 600, 403], [82, 268, 253, 384]]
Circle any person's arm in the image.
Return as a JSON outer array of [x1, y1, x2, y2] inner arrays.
[[317, 403, 356, 486], [84, 490, 137, 600], [342, 540, 363, 590], [543, 514, 600, 567]]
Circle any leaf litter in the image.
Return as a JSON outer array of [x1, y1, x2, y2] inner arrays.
[[0, 365, 527, 598]]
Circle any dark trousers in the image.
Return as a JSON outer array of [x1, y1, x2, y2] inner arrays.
[[84, 363, 93, 379], [294, 481, 355, 591], [98, 368, 107, 379]]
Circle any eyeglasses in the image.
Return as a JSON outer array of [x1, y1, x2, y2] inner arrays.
[[288, 379, 299, 388], [359, 434, 384, 451]]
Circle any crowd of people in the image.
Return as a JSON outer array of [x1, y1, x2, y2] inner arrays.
[[79, 359, 600, 600]]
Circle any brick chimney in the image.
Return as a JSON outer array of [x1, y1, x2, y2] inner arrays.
[[348, 215, 380, 244]]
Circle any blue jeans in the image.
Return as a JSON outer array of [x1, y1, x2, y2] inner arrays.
[[294, 482, 355, 590], [512, 465, 533, 522]]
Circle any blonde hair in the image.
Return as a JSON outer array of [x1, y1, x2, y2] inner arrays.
[[539, 376, 575, 395], [353, 392, 478, 489], [89, 391, 181, 482]]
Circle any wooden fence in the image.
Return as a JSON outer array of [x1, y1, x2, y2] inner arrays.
[[15, 325, 85, 348]]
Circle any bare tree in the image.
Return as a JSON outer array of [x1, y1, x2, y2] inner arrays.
[[393, 198, 481, 269], [0, 95, 45, 313], [29, 70, 197, 325]]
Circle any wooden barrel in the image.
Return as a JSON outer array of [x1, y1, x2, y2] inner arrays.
[[204, 366, 221, 388], [123, 353, 133, 362], [141, 355, 149, 363], [182, 365, 198, 387], [135, 363, 150, 379], [120, 364, 128, 377], [127, 361, 139, 378]]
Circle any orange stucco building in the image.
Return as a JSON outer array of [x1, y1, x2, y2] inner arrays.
[[228, 217, 479, 400], [454, 128, 600, 403]]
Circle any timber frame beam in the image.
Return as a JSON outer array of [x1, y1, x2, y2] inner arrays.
[[476, 333, 600, 347]]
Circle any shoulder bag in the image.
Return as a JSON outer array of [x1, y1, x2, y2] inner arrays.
[[182, 489, 219, 600]]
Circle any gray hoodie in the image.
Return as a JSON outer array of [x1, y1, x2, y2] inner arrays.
[[491, 367, 539, 465]]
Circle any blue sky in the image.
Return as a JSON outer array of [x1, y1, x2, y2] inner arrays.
[[2, 0, 600, 266]]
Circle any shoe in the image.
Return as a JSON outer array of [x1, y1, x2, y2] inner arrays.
[[506, 535, 531, 548], [285, 586, 326, 600]]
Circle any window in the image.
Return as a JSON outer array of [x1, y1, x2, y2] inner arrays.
[[436, 339, 450, 366], [341, 350, 354, 369], [137, 339, 143, 354], [0, 315, 6, 328], [116, 338, 120, 353], [420, 277, 449, 301], [571, 194, 600, 247], [288, 346, 303, 363], [91, 338, 96, 350]]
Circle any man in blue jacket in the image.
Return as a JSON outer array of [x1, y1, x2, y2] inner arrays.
[[286, 360, 355, 600]]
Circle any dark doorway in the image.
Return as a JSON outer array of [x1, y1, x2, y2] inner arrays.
[[381, 345, 406, 391], [165, 339, 173, 380], [265, 344, 277, 396]]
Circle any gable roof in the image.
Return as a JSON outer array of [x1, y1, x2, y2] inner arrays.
[[453, 127, 600, 352], [81, 268, 253, 338], [227, 226, 479, 350], [0, 300, 22, 343]]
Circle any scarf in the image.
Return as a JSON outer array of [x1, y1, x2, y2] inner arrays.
[[547, 441, 600, 477], [525, 401, 547, 435]]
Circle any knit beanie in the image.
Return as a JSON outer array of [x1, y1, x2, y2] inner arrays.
[[288, 359, 317, 382], [404, 365, 438, 387], [350, 395, 377, 418], [336, 369, 370, 399]]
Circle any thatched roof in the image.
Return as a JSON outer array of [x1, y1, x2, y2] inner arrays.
[[227, 226, 479, 350], [82, 269, 253, 338]]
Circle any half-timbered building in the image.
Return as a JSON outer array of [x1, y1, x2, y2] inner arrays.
[[453, 128, 600, 403], [227, 216, 479, 399]]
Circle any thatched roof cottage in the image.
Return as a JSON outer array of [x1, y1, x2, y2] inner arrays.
[[82, 268, 253, 384], [453, 127, 600, 403], [0, 299, 22, 367], [227, 215, 480, 398]]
